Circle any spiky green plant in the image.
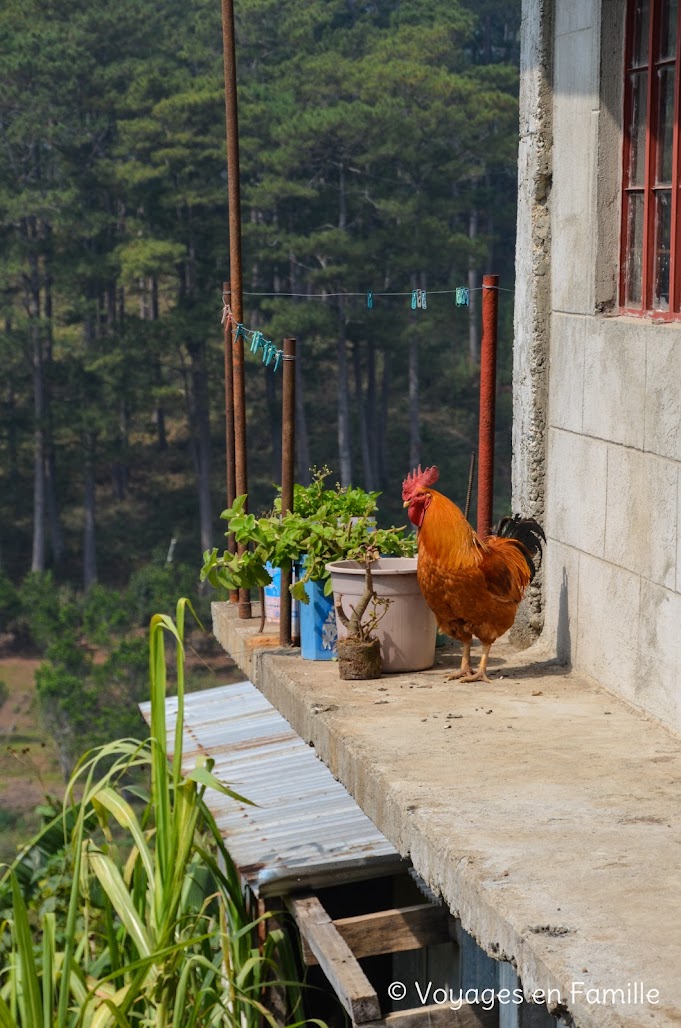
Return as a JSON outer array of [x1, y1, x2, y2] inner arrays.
[[0, 600, 319, 1028]]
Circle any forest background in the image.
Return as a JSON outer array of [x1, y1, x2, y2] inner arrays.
[[0, 0, 521, 850]]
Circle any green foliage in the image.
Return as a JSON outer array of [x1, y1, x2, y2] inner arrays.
[[0, 570, 19, 634], [81, 584, 131, 646], [93, 637, 151, 738], [0, 0, 520, 586], [201, 490, 416, 601], [296, 522, 417, 600], [0, 679, 8, 708], [15, 573, 62, 653], [0, 808, 19, 833], [126, 560, 209, 627], [0, 602, 314, 1027], [275, 466, 379, 519], [36, 646, 95, 776], [34, 630, 151, 777], [10, 563, 221, 776]]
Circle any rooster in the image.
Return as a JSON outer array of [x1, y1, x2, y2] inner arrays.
[[402, 465, 545, 683]]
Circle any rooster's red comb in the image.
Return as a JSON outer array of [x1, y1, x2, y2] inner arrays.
[[402, 464, 439, 500]]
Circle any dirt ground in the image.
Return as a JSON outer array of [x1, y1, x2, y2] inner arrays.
[[0, 659, 62, 805], [0, 658, 63, 862]]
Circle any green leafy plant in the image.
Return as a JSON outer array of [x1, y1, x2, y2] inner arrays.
[[201, 495, 416, 604], [0, 602, 317, 1027], [15, 572, 63, 653], [0, 571, 20, 636], [274, 466, 379, 519], [126, 560, 213, 627], [80, 584, 131, 647], [201, 466, 415, 603]]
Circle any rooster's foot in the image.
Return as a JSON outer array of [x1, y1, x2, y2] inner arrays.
[[459, 670, 492, 684], [445, 667, 473, 681]]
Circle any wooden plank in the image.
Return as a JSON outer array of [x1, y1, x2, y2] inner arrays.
[[363, 1001, 497, 1028], [335, 904, 452, 959], [302, 904, 453, 965], [287, 895, 381, 1024]]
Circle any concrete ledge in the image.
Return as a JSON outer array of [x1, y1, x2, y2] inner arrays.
[[213, 602, 681, 1028]]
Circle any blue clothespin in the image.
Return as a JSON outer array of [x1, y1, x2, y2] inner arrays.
[[273, 350, 283, 372], [455, 287, 470, 307], [234, 323, 245, 340], [421, 290, 427, 310], [411, 290, 417, 310], [265, 344, 276, 367], [367, 291, 373, 310], [250, 330, 262, 354]]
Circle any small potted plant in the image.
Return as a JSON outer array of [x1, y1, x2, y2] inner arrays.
[[326, 552, 437, 673], [335, 546, 390, 680]]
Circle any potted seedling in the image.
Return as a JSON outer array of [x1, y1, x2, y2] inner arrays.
[[334, 546, 390, 680], [326, 552, 437, 674]]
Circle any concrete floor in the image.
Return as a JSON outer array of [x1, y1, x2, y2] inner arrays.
[[213, 602, 681, 1028]]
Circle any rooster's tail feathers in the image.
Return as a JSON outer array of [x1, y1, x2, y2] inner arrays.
[[491, 515, 545, 581]]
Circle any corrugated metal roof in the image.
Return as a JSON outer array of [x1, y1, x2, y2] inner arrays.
[[139, 681, 406, 896]]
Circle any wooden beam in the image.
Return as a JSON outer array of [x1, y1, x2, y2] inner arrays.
[[363, 1001, 497, 1028], [301, 904, 453, 965], [287, 895, 381, 1024]]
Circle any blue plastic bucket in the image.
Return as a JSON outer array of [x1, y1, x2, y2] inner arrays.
[[299, 577, 337, 660], [263, 563, 299, 635]]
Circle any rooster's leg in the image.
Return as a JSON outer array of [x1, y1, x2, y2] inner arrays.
[[445, 640, 472, 681], [460, 643, 492, 684]]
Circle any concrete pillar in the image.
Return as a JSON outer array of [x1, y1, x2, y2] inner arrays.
[[511, 0, 553, 644]]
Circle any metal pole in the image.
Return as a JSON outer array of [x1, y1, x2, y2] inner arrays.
[[221, 0, 250, 617], [476, 274, 499, 539], [222, 283, 238, 605], [279, 338, 296, 647], [464, 451, 476, 523]]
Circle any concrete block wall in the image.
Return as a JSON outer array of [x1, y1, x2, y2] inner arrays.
[[521, 0, 681, 733], [543, 318, 681, 733]]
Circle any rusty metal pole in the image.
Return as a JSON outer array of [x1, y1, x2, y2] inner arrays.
[[476, 274, 499, 539], [279, 338, 296, 647], [221, 0, 250, 617], [222, 283, 238, 605]]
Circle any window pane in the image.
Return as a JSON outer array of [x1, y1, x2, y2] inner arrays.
[[629, 71, 648, 186], [659, 0, 678, 59], [656, 66, 675, 183], [653, 191, 672, 309], [631, 0, 650, 66], [625, 192, 645, 307]]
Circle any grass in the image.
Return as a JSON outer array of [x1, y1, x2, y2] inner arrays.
[[1, 603, 311, 1028]]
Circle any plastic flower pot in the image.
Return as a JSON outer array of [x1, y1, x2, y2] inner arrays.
[[299, 577, 338, 660], [325, 557, 436, 673], [263, 562, 299, 636]]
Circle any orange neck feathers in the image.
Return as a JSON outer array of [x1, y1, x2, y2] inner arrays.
[[418, 489, 487, 568]]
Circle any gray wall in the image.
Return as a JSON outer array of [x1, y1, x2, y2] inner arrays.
[[516, 0, 681, 732]]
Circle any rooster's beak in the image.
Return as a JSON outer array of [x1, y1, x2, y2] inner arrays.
[[402, 500, 409, 508]]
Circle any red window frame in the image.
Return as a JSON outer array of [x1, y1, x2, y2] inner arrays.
[[620, 0, 681, 318]]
